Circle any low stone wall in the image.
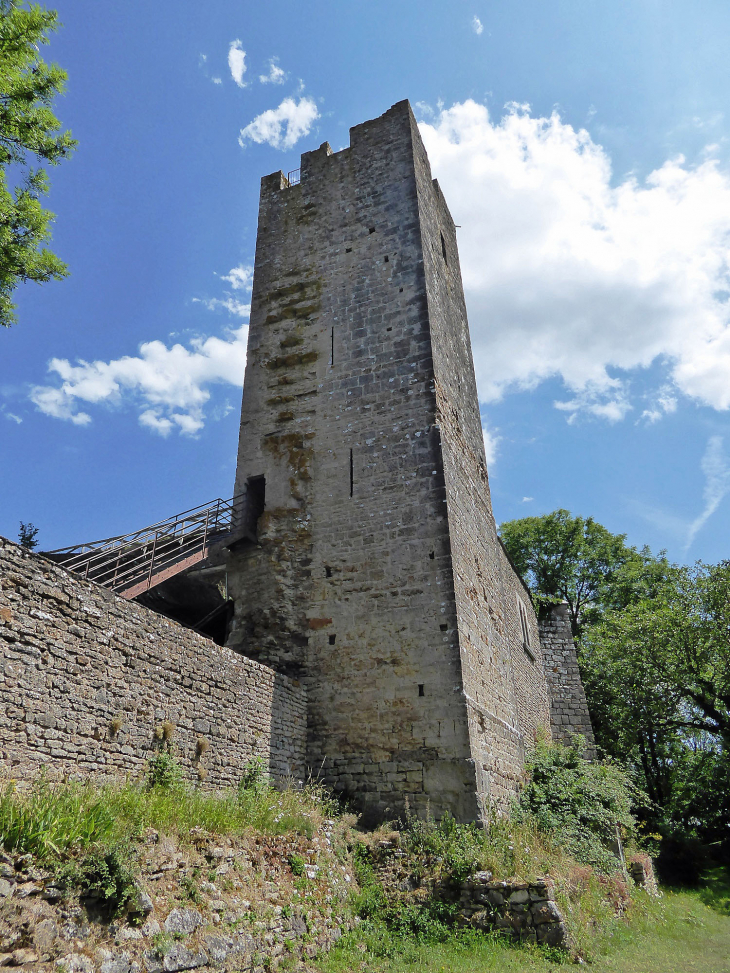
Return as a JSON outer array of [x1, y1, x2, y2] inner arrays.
[[457, 872, 567, 947], [0, 537, 306, 788]]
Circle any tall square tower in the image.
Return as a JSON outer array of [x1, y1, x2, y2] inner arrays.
[[227, 101, 552, 823]]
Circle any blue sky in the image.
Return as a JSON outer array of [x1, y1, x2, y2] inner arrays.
[[2, 0, 730, 563]]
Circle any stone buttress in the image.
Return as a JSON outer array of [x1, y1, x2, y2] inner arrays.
[[226, 100, 557, 823]]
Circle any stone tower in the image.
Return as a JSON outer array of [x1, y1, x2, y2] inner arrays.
[[227, 100, 553, 824]]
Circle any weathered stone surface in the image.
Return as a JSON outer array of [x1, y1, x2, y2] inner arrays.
[[0, 536, 306, 789], [162, 945, 208, 971], [164, 909, 204, 936], [538, 603, 596, 754], [11, 949, 38, 966], [226, 98, 557, 824], [536, 921, 567, 947], [32, 918, 58, 951], [129, 887, 154, 917], [101, 954, 132, 973], [0, 879, 13, 898], [533, 901, 562, 925]]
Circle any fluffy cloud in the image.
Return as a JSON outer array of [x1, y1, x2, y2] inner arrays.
[[260, 58, 286, 84], [472, 16, 484, 35], [218, 264, 253, 290], [239, 96, 319, 150], [418, 101, 730, 420], [228, 40, 247, 87], [30, 327, 248, 437]]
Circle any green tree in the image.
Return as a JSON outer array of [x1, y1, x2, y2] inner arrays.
[[498, 509, 663, 635], [0, 0, 75, 327], [581, 561, 730, 838]]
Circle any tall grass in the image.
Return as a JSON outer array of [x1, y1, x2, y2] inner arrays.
[[0, 775, 335, 865]]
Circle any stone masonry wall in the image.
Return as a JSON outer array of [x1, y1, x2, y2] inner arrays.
[[538, 603, 595, 755], [228, 101, 477, 825], [0, 537, 306, 787], [412, 135, 552, 813], [227, 100, 556, 824]]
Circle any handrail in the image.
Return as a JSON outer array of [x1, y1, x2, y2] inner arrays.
[[44, 495, 244, 598]]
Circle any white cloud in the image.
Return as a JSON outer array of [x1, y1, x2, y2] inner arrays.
[[1, 406, 21, 424], [521, 497, 534, 503], [239, 96, 319, 151], [228, 40, 247, 87], [482, 421, 500, 464], [640, 385, 678, 424], [212, 77, 222, 85], [472, 16, 484, 35], [218, 264, 253, 291], [685, 436, 730, 549], [259, 58, 286, 84], [418, 101, 730, 421], [193, 296, 251, 317], [30, 327, 248, 437]]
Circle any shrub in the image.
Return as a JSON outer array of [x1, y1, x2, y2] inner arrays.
[[288, 853, 306, 876], [238, 757, 270, 796], [57, 842, 138, 915], [514, 737, 643, 872], [147, 752, 184, 790]]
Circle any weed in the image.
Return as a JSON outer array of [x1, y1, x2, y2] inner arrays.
[[151, 931, 174, 957], [109, 716, 123, 736], [196, 737, 210, 756], [288, 853, 306, 877], [181, 871, 203, 904], [147, 752, 184, 790]]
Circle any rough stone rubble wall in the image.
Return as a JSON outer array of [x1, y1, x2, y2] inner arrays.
[[538, 603, 595, 754], [0, 537, 306, 787]]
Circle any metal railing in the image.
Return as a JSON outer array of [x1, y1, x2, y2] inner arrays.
[[44, 496, 243, 600], [287, 168, 301, 186]]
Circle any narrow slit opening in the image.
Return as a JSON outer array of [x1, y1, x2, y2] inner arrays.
[[329, 634, 336, 645], [349, 448, 354, 498], [330, 326, 334, 366], [418, 684, 425, 697]]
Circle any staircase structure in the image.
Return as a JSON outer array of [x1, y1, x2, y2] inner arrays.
[[44, 497, 240, 600]]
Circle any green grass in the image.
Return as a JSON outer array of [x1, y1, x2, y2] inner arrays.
[[0, 775, 334, 863], [316, 881, 730, 973]]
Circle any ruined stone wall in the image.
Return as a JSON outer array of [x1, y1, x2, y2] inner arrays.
[[538, 603, 595, 754], [0, 537, 306, 786], [228, 100, 557, 823]]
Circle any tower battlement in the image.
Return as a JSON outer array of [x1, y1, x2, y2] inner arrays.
[[226, 100, 568, 823]]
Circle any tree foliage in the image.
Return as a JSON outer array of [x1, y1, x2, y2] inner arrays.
[[17, 520, 38, 549], [514, 737, 643, 872], [581, 561, 730, 837], [0, 0, 75, 327], [499, 508, 668, 635]]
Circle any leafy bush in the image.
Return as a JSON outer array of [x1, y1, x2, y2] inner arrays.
[[57, 843, 138, 915], [238, 757, 270, 795], [514, 737, 643, 872], [147, 751, 184, 790]]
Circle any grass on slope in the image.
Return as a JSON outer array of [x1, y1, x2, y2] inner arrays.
[[317, 882, 730, 973], [0, 770, 334, 862]]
